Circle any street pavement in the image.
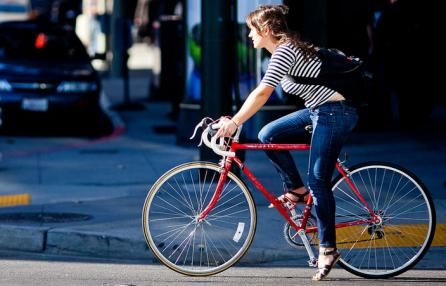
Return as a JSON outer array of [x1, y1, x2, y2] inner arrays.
[[1, 260, 446, 286], [0, 44, 445, 274]]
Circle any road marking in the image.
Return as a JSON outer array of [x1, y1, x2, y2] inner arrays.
[[0, 193, 32, 207], [433, 224, 446, 246], [336, 223, 445, 248]]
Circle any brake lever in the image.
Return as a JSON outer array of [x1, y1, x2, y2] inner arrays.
[[189, 117, 214, 147]]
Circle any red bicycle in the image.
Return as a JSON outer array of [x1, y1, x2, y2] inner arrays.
[[142, 117, 436, 278]]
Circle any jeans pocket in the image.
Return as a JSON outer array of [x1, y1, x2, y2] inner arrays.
[[316, 110, 336, 125]]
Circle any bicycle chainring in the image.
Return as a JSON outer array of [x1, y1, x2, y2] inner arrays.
[[283, 213, 317, 248]]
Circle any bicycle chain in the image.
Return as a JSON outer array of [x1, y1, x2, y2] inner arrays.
[[283, 212, 318, 248]]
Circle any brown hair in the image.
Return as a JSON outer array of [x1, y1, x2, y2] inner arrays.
[[246, 5, 317, 60]]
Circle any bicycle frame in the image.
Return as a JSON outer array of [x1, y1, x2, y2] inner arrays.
[[198, 141, 380, 235], [145, 120, 436, 277]]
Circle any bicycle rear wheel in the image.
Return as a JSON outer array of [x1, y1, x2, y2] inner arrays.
[[142, 161, 256, 276], [332, 162, 436, 278]]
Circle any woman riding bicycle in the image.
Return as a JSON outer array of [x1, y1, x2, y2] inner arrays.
[[215, 4, 358, 281]]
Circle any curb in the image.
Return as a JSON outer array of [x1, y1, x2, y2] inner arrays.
[[0, 225, 48, 252], [0, 224, 153, 261], [0, 223, 303, 265], [46, 229, 151, 261]]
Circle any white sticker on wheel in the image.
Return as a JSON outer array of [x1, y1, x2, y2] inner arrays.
[[233, 222, 245, 243]]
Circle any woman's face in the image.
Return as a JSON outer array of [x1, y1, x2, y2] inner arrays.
[[248, 25, 269, 49]]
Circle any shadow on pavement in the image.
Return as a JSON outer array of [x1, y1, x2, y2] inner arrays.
[[0, 111, 114, 138]]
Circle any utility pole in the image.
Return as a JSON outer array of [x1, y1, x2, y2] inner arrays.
[[200, 0, 235, 161], [110, 0, 143, 110], [110, 0, 125, 78]]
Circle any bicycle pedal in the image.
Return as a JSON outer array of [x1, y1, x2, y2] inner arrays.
[[308, 257, 318, 268]]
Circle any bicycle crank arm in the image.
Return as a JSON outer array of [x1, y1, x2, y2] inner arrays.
[[297, 229, 318, 267]]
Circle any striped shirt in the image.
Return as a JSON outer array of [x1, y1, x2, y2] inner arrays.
[[261, 43, 336, 108]]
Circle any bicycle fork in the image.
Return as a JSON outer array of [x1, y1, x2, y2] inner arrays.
[[197, 159, 233, 222]]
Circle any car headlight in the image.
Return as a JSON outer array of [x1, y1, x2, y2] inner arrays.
[[57, 81, 98, 93], [0, 80, 12, 92]]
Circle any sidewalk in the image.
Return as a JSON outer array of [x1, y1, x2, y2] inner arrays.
[[0, 44, 445, 269]]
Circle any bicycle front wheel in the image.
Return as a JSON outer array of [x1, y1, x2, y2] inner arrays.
[[332, 162, 436, 279], [142, 161, 257, 276]]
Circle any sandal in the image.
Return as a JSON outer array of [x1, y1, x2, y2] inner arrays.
[[268, 190, 310, 209], [312, 248, 341, 281]]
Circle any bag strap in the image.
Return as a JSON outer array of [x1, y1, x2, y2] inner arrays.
[[285, 48, 363, 86]]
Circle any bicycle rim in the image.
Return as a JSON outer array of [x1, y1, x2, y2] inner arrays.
[[332, 162, 435, 278], [142, 162, 257, 276]]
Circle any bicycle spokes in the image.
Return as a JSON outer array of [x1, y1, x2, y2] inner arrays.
[[332, 163, 435, 278], [143, 162, 257, 276]]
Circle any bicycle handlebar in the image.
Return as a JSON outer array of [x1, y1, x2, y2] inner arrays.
[[210, 131, 236, 157], [190, 117, 242, 158]]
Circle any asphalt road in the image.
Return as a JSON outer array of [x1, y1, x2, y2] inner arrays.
[[1, 257, 446, 286]]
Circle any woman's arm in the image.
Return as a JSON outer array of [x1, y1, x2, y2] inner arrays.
[[216, 83, 275, 137]]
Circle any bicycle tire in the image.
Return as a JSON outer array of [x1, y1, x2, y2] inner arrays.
[[331, 162, 436, 279], [142, 161, 257, 276]]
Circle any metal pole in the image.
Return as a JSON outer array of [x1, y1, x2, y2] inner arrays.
[[110, 0, 144, 110], [111, 0, 124, 78], [200, 0, 235, 161]]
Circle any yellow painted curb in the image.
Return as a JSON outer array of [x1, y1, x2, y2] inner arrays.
[[337, 223, 445, 248], [0, 193, 32, 207]]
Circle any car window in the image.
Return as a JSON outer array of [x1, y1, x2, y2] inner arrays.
[[0, 26, 90, 61], [0, 2, 27, 12], [0, 0, 31, 22]]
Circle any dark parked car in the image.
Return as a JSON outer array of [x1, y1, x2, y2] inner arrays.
[[0, 20, 110, 135]]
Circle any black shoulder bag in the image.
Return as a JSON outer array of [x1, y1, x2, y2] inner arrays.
[[285, 48, 370, 108]]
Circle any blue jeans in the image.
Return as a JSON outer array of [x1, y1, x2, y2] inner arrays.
[[258, 101, 358, 247]]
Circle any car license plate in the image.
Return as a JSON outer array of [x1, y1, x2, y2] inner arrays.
[[22, 98, 48, 112]]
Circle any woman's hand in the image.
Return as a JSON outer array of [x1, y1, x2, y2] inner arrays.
[[215, 117, 239, 138]]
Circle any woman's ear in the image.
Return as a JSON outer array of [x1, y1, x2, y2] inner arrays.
[[261, 27, 270, 36]]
